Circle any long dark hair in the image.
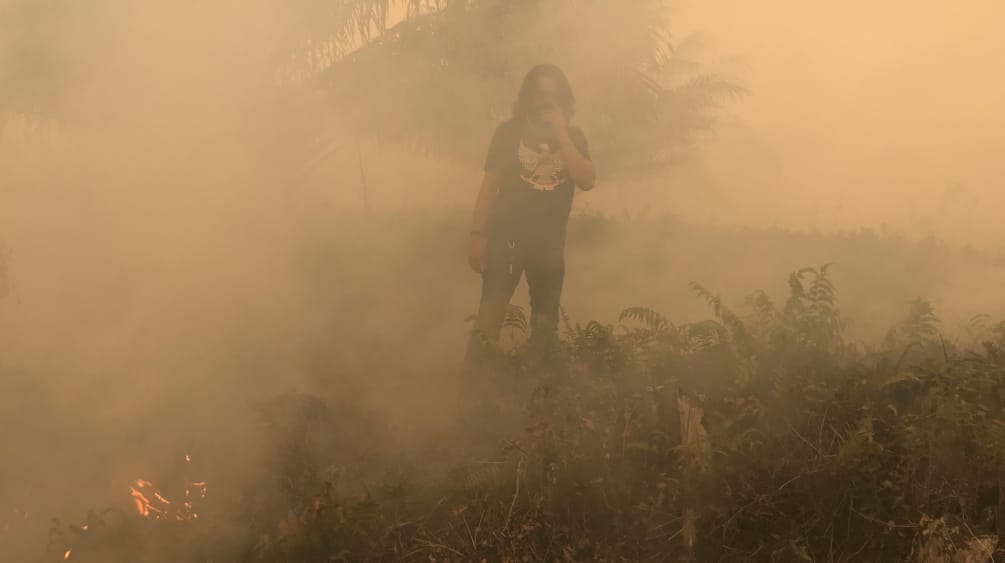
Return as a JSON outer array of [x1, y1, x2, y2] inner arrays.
[[511, 64, 575, 121]]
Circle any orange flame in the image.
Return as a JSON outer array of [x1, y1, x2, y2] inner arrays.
[[130, 455, 206, 521]]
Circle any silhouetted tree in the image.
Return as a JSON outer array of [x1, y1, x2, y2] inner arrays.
[[312, 0, 744, 174]]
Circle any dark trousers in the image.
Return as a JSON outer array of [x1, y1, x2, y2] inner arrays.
[[464, 236, 565, 368]]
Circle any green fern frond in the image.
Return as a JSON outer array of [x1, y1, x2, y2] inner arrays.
[[744, 290, 779, 322], [619, 307, 669, 332], [884, 298, 940, 350], [681, 320, 728, 353], [502, 304, 528, 334], [970, 313, 993, 332], [689, 282, 751, 351]]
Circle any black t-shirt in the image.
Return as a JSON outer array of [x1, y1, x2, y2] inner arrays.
[[483, 119, 591, 252]]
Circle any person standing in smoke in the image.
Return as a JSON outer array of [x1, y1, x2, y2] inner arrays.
[[465, 64, 596, 368]]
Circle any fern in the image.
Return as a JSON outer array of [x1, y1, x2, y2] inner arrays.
[[502, 304, 528, 334], [970, 313, 992, 333], [619, 306, 670, 334], [781, 264, 843, 351], [967, 313, 1005, 348], [562, 319, 623, 370], [743, 290, 781, 337], [689, 282, 752, 355], [680, 320, 728, 354], [884, 298, 940, 351]]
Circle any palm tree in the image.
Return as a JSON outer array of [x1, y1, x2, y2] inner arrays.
[[1, 0, 741, 179], [310, 0, 745, 176]]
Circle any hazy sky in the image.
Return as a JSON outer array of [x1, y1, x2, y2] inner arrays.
[[3, 1, 1003, 244], [665, 0, 1005, 241], [1, 6, 1005, 558]]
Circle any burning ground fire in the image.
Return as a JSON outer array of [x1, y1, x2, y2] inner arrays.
[[129, 454, 207, 521], [129, 478, 207, 520], [61, 455, 207, 559]]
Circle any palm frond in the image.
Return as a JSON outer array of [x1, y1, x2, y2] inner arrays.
[[317, 1, 744, 173]]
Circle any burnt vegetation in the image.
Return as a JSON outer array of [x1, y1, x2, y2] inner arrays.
[[3, 2, 1004, 562], [35, 257, 1005, 562]]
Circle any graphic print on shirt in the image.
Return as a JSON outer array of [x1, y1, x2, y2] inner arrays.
[[518, 141, 567, 191]]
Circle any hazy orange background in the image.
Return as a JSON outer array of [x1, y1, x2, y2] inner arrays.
[[1, 4, 1005, 558], [665, 0, 1005, 240]]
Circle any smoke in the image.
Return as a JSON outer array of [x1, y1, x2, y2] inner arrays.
[[1, 0, 1004, 560], [0, 1, 363, 549], [663, 0, 1005, 242]]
